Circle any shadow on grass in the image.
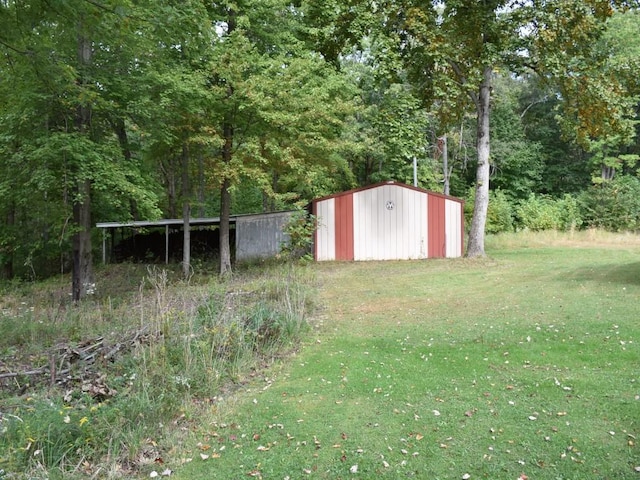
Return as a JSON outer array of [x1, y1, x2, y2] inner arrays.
[[568, 261, 640, 286]]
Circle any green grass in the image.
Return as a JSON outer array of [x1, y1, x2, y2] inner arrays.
[[175, 235, 640, 479]]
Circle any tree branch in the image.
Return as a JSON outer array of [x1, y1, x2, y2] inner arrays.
[[520, 95, 550, 119], [448, 59, 479, 108], [81, 0, 116, 14], [0, 37, 30, 55]]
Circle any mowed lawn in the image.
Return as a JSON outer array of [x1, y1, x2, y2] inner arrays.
[[177, 234, 640, 480]]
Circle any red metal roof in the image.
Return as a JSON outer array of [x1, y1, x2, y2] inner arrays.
[[311, 181, 464, 205]]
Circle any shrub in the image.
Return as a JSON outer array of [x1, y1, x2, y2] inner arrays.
[[281, 210, 316, 261], [556, 194, 583, 231], [0, 263, 314, 478], [579, 175, 640, 232], [465, 188, 514, 234], [486, 189, 514, 234]]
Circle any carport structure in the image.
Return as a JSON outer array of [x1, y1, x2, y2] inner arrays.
[[96, 211, 294, 264]]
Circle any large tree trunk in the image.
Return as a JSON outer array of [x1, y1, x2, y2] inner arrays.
[[219, 7, 236, 277], [182, 143, 191, 279], [466, 66, 492, 258], [72, 25, 94, 302]]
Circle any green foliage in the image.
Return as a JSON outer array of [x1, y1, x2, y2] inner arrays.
[[518, 76, 592, 196], [339, 41, 440, 188], [465, 188, 514, 234], [579, 175, 640, 231], [515, 193, 582, 232], [490, 76, 545, 200], [1, 398, 99, 472], [557, 194, 584, 231], [280, 210, 317, 262], [486, 189, 514, 234], [516, 194, 562, 231]]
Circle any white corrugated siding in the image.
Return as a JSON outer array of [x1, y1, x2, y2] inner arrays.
[[445, 199, 463, 258], [315, 198, 335, 261], [353, 184, 427, 260]]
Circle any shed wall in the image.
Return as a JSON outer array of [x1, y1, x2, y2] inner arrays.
[[445, 199, 463, 257], [335, 193, 354, 260], [235, 212, 293, 261], [314, 198, 335, 261]]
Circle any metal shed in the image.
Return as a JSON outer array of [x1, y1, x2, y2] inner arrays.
[[312, 181, 464, 261]]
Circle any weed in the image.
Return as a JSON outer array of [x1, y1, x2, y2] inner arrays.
[[0, 261, 313, 478]]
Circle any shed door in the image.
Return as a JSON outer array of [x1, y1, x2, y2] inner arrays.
[[353, 184, 427, 260]]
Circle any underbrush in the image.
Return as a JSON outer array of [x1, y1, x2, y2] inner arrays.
[[0, 261, 314, 479], [485, 228, 640, 250]]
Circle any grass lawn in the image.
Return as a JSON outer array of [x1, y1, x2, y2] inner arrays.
[[173, 233, 640, 480]]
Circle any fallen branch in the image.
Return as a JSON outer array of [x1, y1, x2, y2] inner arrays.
[[0, 368, 46, 380]]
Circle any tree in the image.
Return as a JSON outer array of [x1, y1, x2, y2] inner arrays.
[[205, 0, 356, 275], [340, 45, 441, 189], [490, 75, 544, 201], [0, 1, 162, 291], [518, 76, 591, 196], [378, 0, 637, 256]]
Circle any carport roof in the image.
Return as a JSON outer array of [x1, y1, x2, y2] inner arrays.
[[95, 217, 232, 229]]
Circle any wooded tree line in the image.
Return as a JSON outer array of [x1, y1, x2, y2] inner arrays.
[[0, 1, 638, 298]]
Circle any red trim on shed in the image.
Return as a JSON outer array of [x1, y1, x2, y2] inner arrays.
[[428, 195, 446, 258], [334, 193, 354, 260]]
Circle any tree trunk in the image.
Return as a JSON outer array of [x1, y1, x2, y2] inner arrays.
[[219, 7, 236, 277], [111, 117, 139, 220], [72, 179, 93, 301], [161, 157, 178, 218], [182, 143, 191, 279], [220, 124, 233, 276], [197, 153, 206, 217], [439, 135, 450, 196], [466, 66, 492, 258], [72, 24, 94, 302]]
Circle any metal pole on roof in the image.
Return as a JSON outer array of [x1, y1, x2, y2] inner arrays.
[[413, 156, 418, 187]]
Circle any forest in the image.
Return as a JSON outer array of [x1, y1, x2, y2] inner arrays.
[[1, 1, 639, 298]]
